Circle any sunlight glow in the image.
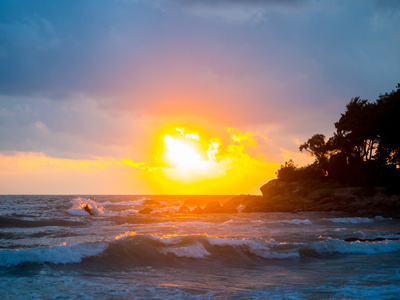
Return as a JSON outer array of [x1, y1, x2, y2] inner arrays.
[[136, 125, 282, 193], [164, 134, 208, 170], [0, 126, 282, 194]]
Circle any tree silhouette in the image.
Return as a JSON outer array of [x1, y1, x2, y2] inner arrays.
[[299, 134, 330, 176], [277, 84, 400, 187], [375, 84, 400, 165]]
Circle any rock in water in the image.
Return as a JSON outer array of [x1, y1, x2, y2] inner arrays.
[[178, 205, 190, 213], [139, 208, 153, 214]]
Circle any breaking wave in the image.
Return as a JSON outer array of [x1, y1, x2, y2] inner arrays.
[[67, 198, 104, 216], [102, 198, 148, 206], [3, 232, 400, 270], [0, 242, 107, 268]]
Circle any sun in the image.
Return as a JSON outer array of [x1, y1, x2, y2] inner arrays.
[[163, 133, 209, 171], [144, 125, 280, 194]]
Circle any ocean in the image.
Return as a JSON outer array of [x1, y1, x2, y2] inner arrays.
[[1, 195, 400, 299]]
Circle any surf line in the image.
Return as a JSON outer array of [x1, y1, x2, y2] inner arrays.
[[344, 237, 400, 243]]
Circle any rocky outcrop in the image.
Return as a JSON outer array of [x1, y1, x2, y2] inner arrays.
[[150, 179, 400, 217], [244, 180, 400, 217]]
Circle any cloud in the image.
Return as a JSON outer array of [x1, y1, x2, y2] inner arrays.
[[171, 0, 308, 23], [0, 95, 150, 159], [1, 0, 399, 165]]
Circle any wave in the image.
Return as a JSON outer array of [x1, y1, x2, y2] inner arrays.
[[101, 198, 148, 206], [67, 198, 104, 216], [226, 219, 312, 226], [0, 242, 107, 268], [281, 219, 312, 225], [3, 233, 400, 269], [302, 239, 400, 257], [0, 216, 84, 228], [159, 241, 211, 258], [324, 217, 378, 224]]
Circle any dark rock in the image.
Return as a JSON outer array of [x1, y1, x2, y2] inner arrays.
[[192, 207, 203, 214], [220, 204, 238, 213], [203, 201, 223, 213], [184, 199, 204, 206], [84, 205, 94, 215], [143, 200, 160, 206], [178, 205, 190, 213], [260, 179, 281, 197], [224, 195, 264, 212], [260, 179, 300, 197], [139, 208, 153, 214]]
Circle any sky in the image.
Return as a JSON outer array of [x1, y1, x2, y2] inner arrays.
[[0, 0, 399, 194]]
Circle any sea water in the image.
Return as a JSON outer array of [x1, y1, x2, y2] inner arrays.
[[1, 195, 400, 299]]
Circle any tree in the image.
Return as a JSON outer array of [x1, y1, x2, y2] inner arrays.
[[375, 84, 400, 165], [276, 159, 298, 182], [334, 97, 379, 163], [277, 159, 323, 182], [281, 84, 400, 187], [299, 134, 330, 176]]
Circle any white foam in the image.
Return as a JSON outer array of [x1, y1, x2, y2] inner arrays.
[[248, 240, 299, 259], [0, 242, 107, 268], [283, 219, 312, 225], [150, 235, 184, 245], [207, 236, 255, 247], [224, 219, 235, 224], [206, 236, 298, 259], [115, 231, 137, 240], [251, 220, 264, 223], [237, 205, 246, 212], [67, 198, 104, 216], [310, 239, 400, 255], [159, 242, 210, 258], [119, 209, 140, 216], [374, 216, 391, 221], [102, 198, 147, 206]]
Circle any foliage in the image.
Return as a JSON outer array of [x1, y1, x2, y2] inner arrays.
[[281, 84, 400, 187], [299, 134, 330, 176], [277, 160, 323, 182]]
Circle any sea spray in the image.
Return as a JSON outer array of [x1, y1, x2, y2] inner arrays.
[[68, 198, 104, 216]]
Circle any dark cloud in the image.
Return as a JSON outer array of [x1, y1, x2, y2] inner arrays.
[[0, 0, 159, 98]]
